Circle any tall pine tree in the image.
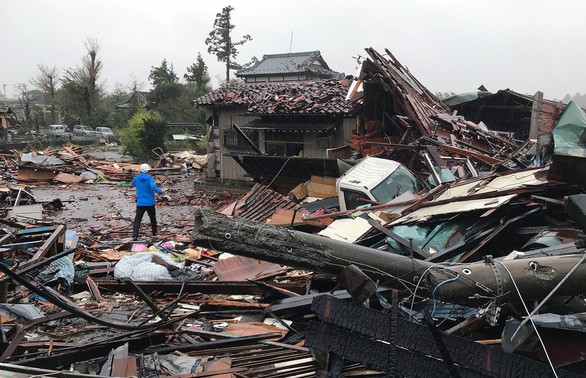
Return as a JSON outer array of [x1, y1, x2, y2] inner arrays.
[[205, 5, 252, 83]]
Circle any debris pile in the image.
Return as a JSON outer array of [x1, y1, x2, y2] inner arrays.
[[187, 48, 586, 376], [2, 47, 586, 377]]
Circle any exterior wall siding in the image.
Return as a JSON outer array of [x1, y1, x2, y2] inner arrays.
[[205, 107, 259, 181], [204, 107, 356, 181]]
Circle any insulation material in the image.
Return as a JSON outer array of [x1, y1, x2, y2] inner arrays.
[[389, 194, 517, 225], [318, 216, 372, 243], [53, 172, 84, 184]]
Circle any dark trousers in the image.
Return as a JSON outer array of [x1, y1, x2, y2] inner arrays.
[[133, 205, 157, 238]]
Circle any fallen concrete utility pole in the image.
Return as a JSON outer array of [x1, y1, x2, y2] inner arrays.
[[193, 209, 586, 305]]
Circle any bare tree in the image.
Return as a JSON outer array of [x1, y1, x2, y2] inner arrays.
[[62, 38, 103, 120], [83, 38, 103, 116], [30, 65, 59, 124], [14, 83, 37, 126]]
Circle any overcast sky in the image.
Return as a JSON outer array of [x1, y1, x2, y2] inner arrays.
[[3, 0, 585, 100]]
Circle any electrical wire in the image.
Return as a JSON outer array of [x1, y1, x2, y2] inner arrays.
[[431, 273, 460, 317], [265, 155, 295, 188], [409, 264, 444, 316], [495, 261, 559, 378], [510, 252, 586, 340]]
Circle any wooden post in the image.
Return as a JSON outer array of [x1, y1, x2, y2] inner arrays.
[[529, 91, 543, 139]]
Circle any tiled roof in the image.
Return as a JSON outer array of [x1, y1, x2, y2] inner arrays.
[[237, 51, 338, 77], [193, 80, 356, 115], [232, 183, 308, 222]]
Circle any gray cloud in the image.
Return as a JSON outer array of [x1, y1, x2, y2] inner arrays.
[[3, 0, 585, 100]]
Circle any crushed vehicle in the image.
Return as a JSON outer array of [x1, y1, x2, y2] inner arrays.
[[337, 156, 425, 211]]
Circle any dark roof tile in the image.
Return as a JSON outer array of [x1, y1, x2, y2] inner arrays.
[[193, 80, 356, 116]]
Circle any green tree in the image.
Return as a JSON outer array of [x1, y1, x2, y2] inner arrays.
[[205, 5, 252, 82], [120, 109, 166, 161], [56, 80, 86, 125], [149, 59, 178, 87], [148, 60, 194, 122], [148, 60, 179, 112], [185, 53, 211, 94]]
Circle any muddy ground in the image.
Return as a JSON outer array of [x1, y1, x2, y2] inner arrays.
[[23, 146, 239, 241], [31, 173, 202, 240]]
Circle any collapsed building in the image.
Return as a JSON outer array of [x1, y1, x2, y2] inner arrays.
[[0, 47, 584, 377], [191, 47, 586, 376]]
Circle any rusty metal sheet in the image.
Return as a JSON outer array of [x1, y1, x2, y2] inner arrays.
[[212, 255, 283, 282], [17, 166, 58, 181]]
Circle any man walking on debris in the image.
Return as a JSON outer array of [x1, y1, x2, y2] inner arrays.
[[131, 163, 163, 240]]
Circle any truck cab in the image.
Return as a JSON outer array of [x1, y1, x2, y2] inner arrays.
[[337, 157, 424, 211]]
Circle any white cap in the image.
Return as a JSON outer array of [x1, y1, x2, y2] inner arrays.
[[139, 163, 151, 172]]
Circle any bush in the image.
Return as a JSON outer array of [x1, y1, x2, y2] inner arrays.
[[120, 109, 166, 161]]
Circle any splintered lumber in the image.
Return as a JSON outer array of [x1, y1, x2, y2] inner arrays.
[[193, 209, 586, 305]]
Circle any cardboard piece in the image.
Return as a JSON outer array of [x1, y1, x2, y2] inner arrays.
[[289, 176, 338, 201], [54, 172, 85, 184], [266, 208, 305, 225], [306, 176, 337, 198]]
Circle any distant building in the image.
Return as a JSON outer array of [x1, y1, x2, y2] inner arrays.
[[236, 51, 343, 83]]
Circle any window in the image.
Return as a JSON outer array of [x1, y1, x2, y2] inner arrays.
[[265, 132, 304, 156], [341, 189, 371, 210], [370, 165, 422, 203], [223, 130, 259, 153]]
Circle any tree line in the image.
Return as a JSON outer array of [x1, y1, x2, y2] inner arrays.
[[16, 40, 212, 131], [8, 5, 252, 161]]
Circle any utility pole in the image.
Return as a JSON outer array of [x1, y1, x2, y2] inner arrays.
[[2, 84, 6, 100]]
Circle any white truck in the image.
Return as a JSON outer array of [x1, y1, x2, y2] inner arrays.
[[336, 156, 424, 211]]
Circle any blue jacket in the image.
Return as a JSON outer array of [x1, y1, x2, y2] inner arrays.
[[131, 172, 162, 206]]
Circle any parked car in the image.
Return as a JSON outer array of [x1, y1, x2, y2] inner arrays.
[[48, 124, 70, 138], [72, 125, 96, 137], [95, 126, 115, 139]]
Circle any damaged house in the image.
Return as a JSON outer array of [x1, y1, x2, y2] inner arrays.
[[189, 48, 586, 377], [0, 106, 18, 139], [445, 89, 564, 140], [193, 51, 357, 190]]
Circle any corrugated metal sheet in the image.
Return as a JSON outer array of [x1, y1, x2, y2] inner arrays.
[[212, 255, 283, 281]]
